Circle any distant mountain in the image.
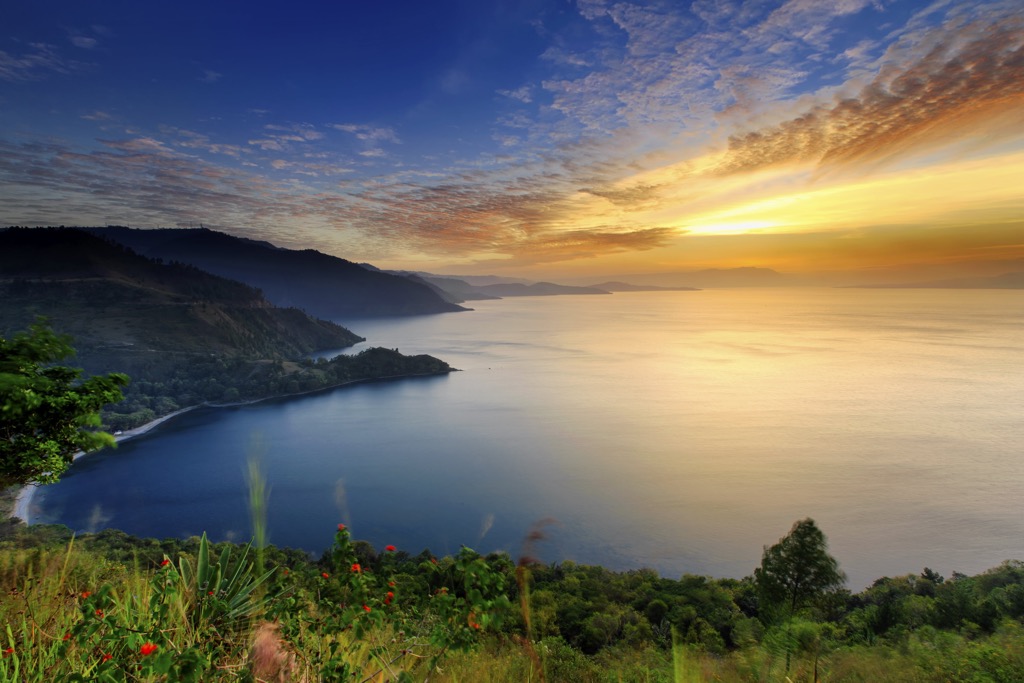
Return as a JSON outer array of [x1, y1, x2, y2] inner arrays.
[[474, 282, 610, 297], [842, 271, 1024, 289], [1, 227, 360, 357], [0, 228, 453, 429], [570, 267, 789, 289], [588, 281, 700, 292], [87, 227, 468, 318], [397, 273, 501, 302], [397, 272, 610, 300], [441, 274, 533, 287]]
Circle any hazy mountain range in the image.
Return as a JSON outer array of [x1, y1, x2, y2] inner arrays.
[[85, 227, 468, 318], [843, 271, 1024, 289], [0, 227, 455, 429], [0, 227, 360, 357]]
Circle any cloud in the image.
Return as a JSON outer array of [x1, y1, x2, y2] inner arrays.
[[332, 123, 400, 144], [70, 36, 98, 49], [199, 69, 222, 83], [440, 68, 470, 94], [0, 43, 76, 81], [247, 138, 286, 152], [160, 127, 249, 158], [247, 123, 325, 153], [505, 226, 677, 264], [498, 86, 533, 103], [2, 0, 1022, 274], [712, 14, 1024, 176], [265, 123, 323, 141]]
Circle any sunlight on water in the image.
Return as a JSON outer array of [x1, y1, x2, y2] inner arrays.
[[33, 288, 1024, 589]]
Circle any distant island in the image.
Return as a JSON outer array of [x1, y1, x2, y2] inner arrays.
[[0, 227, 455, 430], [587, 281, 701, 292], [395, 272, 615, 300], [840, 271, 1024, 289]]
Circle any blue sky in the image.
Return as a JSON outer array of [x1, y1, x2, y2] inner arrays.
[[2, 0, 1023, 280]]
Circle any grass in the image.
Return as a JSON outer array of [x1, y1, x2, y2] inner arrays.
[[4, 538, 1024, 681]]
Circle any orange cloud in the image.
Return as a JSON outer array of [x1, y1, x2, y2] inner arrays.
[[714, 17, 1024, 177]]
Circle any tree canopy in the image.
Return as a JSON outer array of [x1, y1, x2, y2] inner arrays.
[[0, 320, 128, 489], [754, 518, 846, 619]]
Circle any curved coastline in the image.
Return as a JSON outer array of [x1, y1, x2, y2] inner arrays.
[[10, 368, 454, 525], [12, 405, 197, 525]]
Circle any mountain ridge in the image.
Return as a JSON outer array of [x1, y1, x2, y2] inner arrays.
[[85, 227, 468, 318]]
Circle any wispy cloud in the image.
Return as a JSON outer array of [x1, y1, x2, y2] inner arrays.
[[0, 43, 78, 81], [2, 0, 1022, 275], [331, 124, 400, 144], [70, 36, 98, 49], [498, 85, 533, 103], [711, 14, 1024, 176]]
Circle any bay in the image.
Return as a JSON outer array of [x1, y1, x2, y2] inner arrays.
[[31, 288, 1024, 589]]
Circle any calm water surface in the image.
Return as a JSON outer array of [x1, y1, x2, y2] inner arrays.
[[33, 289, 1024, 589]]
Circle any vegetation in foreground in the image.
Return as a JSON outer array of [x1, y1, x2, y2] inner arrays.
[[4, 283, 1024, 681], [2, 516, 1024, 682]]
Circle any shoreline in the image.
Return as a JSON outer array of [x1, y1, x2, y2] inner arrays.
[[11, 405, 199, 525], [8, 369, 454, 525]]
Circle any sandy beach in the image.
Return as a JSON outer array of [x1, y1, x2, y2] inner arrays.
[[10, 405, 197, 524]]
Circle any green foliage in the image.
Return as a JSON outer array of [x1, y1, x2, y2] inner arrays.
[[754, 518, 846, 621], [4, 516, 1024, 681], [174, 532, 277, 635], [265, 524, 512, 680], [0, 321, 127, 489]]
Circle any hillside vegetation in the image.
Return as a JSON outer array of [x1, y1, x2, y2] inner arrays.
[[87, 227, 469, 317], [0, 228, 453, 429], [1, 518, 1023, 682]]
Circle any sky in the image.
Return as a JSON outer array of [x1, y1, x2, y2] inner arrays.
[[2, 0, 1023, 282]]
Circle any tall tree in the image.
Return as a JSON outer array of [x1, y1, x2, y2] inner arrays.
[[0, 320, 128, 489], [755, 518, 846, 619]]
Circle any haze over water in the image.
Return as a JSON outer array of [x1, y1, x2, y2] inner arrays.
[[33, 289, 1024, 589]]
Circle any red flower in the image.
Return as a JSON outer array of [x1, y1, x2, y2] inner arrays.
[[362, 604, 371, 613], [3, 647, 13, 656], [321, 572, 330, 579], [160, 559, 170, 567], [350, 563, 361, 573], [385, 545, 396, 552], [207, 590, 215, 596], [140, 642, 158, 656], [101, 653, 113, 662], [430, 557, 438, 565], [81, 591, 91, 598], [63, 632, 71, 641], [384, 591, 394, 605], [388, 581, 395, 587], [337, 523, 346, 531], [94, 609, 104, 618]]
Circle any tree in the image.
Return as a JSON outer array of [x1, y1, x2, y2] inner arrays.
[[0, 320, 129, 489], [754, 518, 846, 619]]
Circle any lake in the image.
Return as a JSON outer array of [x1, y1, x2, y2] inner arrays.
[[31, 288, 1024, 589]]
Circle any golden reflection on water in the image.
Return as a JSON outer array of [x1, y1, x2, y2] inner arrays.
[[34, 288, 1024, 590]]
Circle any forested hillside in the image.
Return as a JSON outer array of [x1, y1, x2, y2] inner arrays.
[[0, 228, 453, 428], [87, 226, 469, 317]]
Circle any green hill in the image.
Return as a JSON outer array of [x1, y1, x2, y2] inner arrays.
[[0, 228, 452, 428], [87, 226, 469, 317]]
